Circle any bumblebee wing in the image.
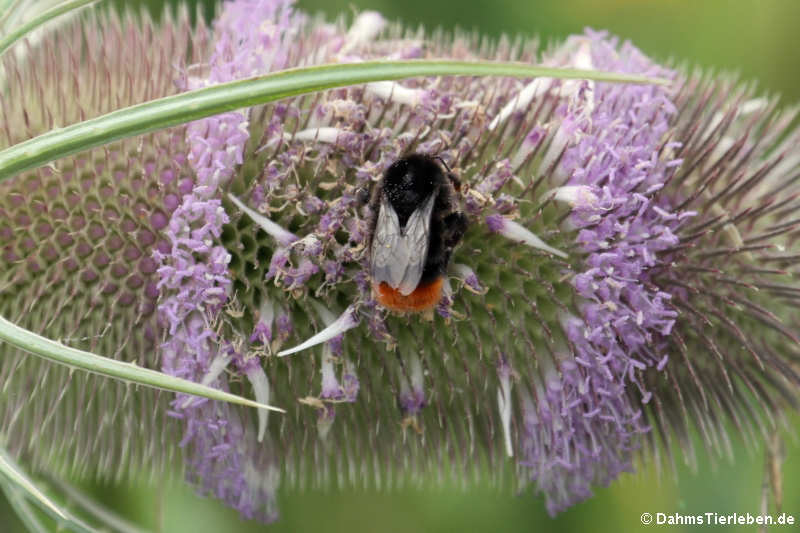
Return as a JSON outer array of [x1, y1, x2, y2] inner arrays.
[[371, 193, 436, 296], [396, 192, 436, 295], [370, 196, 402, 288]]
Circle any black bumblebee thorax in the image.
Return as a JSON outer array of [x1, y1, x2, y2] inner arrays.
[[382, 154, 440, 228]]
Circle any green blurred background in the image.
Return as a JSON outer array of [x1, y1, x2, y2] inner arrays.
[[2, 0, 800, 531]]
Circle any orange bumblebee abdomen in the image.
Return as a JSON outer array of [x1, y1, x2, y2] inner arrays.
[[373, 277, 444, 312]]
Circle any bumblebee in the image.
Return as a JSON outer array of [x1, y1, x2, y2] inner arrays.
[[367, 154, 468, 312]]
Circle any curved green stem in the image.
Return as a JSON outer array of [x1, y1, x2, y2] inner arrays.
[[0, 59, 669, 179], [0, 0, 101, 57], [0, 316, 285, 413]]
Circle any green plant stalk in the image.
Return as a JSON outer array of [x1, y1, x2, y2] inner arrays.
[[1, 485, 54, 533], [0, 59, 670, 179], [0, 450, 98, 533], [0, 0, 25, 31], [0, 449, 67, 521], [48, 477, 149, 533], [0, 316, 286, 413], [1, 446, 149, 533], [0, 0, 101, 56]]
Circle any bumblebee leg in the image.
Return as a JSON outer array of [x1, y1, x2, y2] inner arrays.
[[442, 212, 468, 247], [446, 172, 462, 193], [356, 184, 372, 206]]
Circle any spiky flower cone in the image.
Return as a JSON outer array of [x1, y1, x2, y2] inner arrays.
[[2, 0, 799, 523], [0, 6, 210, 477]]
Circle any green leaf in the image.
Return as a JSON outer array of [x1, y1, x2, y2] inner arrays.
[[0, 0, 101, 57], [0, 316, 286, 413], [0, 59, 669, 179]]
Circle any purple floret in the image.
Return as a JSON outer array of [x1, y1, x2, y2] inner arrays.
[[155, 0, 298, 523], [518, 30, 689, 514]]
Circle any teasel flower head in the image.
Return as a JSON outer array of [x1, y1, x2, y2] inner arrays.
[[1, 0, 799, 524]]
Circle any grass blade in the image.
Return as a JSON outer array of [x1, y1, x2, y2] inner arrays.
[[0, 316, 285, 413], [0, 59, 669, 179]]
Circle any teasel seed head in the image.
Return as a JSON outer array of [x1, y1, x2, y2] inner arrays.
[[1, 4, 210, 481]]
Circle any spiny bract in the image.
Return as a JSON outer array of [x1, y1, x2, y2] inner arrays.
[[1, 0, 799, 523]]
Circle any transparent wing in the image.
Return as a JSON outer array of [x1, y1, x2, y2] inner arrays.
[[370, 193, 436, 296], [370, 196, 402, 288]]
